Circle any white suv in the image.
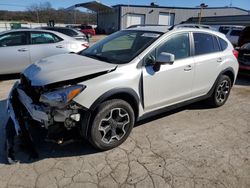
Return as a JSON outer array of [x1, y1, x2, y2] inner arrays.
[[6, 25, 238, 161]]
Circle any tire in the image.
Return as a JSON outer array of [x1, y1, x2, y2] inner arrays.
[[89, 99, 135, 150], [208, 75, 232, 107]]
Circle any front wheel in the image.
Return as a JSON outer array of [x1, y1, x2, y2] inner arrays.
[[208, 75, 232, 107], [89, 99, 135, 150]]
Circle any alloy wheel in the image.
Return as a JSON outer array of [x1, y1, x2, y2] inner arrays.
[[98, 108, 130, 144], [216, 80, 230, 104]]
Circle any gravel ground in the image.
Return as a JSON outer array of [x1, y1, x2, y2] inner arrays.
[[0, 76, 249, 188]]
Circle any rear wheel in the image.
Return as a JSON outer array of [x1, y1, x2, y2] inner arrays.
[[208, 75, 232, 107], [89, 99, 135, 150]]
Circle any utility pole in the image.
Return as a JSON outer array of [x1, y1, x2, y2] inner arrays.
[[198, 3, 208, 24], [36, 10, 39, 23]]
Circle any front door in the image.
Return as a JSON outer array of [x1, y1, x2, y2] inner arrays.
[[142, 33, 195, 112]]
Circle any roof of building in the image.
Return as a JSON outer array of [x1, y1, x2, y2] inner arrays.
[[66, 1, 112, 12], [66, 1, 249, 13], [113, 4, 249, 12], [186, 15, 250, 26]]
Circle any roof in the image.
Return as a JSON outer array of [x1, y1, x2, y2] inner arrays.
[[66, 1, 112, 12], [125, 24, 226, 39], [113, 4, 249, 12], [186, 15, 250, 26], [126, 25, 170, 33], [0, 29, 73, 40]]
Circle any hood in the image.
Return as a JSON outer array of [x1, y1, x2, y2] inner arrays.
[[23, 53, 117, 86]]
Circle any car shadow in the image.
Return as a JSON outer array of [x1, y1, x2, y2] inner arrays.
[[0, 75, 248, 164], [0, 98, 212, 164], [235, 74, 250, 86], [0, 99, 97, 164]]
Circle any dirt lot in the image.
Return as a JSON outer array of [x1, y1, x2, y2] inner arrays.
[[0, 76, 249, 188]]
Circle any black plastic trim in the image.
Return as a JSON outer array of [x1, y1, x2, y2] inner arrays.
[[138, 67, 235, 121], [89, 88, 140, 112]]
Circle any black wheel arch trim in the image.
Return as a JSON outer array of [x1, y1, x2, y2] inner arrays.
[[89, 88, 140, 112], [207, 67, 235, 96], [81, 88, 140, 138]]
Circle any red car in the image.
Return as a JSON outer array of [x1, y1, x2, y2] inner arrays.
[[73, 25, 96, 38]]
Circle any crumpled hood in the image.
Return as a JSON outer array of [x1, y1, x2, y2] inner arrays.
[[23, 53, 117, 86]]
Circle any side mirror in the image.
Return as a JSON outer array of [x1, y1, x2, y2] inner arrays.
[[156, 52, 175, 65]]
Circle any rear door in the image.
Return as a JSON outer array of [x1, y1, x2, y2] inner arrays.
[[29, 31, 69, 63], [0, 31, 30, 74], [192, 32, 223, 97]]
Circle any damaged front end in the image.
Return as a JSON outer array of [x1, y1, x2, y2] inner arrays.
[[6, 75, 89, 163]]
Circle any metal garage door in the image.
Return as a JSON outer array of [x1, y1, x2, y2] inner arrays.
[[126, 14, 145, 27], [158, 13, 174, 25]]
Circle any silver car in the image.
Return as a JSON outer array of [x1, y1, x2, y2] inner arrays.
[[6, 25, 239, 163], [0, 29, 89, 76]]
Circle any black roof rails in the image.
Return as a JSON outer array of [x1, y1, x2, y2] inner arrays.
[[127, 24, 168, 29], [169, 24, 212, 30]]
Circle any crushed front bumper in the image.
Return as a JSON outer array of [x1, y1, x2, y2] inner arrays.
[[5, 81, 92, 163], [7, 81, 50, 135]]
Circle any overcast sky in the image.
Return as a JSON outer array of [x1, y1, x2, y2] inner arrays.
[[0, 0, 249, 11]]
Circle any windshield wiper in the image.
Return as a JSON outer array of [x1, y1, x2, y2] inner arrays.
[[84, 53, 111, 63]]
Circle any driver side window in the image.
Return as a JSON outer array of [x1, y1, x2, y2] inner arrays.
[[157, 33, 190, 60], [145, 33, 190, 65]]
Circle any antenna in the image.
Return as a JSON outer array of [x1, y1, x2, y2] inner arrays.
[[229, 0, 232, 7]]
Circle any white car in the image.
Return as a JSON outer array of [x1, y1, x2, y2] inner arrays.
[[6, 25, 238, 163], [0, 29, 88, 77], [216, 25, 245, 46]]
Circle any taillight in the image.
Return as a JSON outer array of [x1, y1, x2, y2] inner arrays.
[[82, 43, 89, 48], [232, 49, 239, 59]]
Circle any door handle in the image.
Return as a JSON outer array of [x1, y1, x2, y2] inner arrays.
[[18, 48, 28, 52], [56, 45, 64, 48], [217, 58, 223, 62], [184, 65, 192, 71]]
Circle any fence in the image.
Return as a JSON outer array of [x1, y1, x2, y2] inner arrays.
[[0, 22, 68, 32]]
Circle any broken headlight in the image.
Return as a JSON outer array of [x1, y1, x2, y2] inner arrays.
[[39, 85, 86, 107]]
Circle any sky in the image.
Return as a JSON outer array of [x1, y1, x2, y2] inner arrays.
[[0, 0, 249, 11]]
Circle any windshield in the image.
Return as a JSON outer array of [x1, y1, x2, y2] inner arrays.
[[81, 30, 162, 64]]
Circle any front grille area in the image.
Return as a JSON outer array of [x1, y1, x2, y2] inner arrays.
[[20, 75, 42, 103]]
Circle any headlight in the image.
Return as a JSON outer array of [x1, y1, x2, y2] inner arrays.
[[39, 85, 86, 107]]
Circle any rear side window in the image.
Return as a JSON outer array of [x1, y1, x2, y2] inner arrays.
[[31, 32, 62, 44], [193, 33, 220, 55], [59, 29, 77, 37], [218, 38, 228, 51]]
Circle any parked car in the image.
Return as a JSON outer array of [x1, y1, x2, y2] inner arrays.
[[72, 25, 96, 37], [238, 26, 250, 47], [0, 29, 88, 76], [217, 25, 245, 46], [39, 27, 89, 42], [237, 43, 250, 75], [6, 25, 238, 163]]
